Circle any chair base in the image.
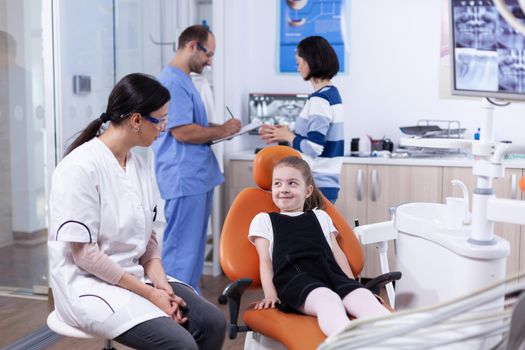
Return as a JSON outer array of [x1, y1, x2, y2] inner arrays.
[[244, 331, 286, 350], [47, 310, 114, 349], [102, 339, 116, 350]]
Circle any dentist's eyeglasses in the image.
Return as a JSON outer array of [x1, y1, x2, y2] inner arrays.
[[196, 42, 214, 58]]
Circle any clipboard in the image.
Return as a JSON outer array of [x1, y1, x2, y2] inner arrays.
[[211, 119, 262, 144]]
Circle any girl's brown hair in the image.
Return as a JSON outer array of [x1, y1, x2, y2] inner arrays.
[[273, 156, 325, 211]]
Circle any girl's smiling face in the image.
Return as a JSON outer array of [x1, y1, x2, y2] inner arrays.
[[272, 165, 313, 212]]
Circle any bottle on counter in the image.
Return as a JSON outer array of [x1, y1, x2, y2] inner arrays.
[[474, 128, 480, 140], [359, 136, 371, 157], [350, 138, 360, 157]]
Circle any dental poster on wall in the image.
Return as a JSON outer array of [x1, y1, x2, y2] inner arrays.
[[279, 0, 346, 73]]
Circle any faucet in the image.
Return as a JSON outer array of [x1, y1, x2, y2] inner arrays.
[[451, 180, 470, 225]]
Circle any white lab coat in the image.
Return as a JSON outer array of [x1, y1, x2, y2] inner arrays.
[[48, 137, 172, 339]]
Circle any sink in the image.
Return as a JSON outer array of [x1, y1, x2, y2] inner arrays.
[[394, 202, 509, 312], [394, 202, 508, 259], [395, 202, 467, 236]]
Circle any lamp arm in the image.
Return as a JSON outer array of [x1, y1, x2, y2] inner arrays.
[[491, 143, 525, 165]]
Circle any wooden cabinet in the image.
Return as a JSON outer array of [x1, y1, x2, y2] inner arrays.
[[224, 160, 256, 213], [443, 167, 525, 282], [335, 164, 367, 228], [337, 164, 443, 223], [366, 165, 443, 222], [337, 164, 443, 277]]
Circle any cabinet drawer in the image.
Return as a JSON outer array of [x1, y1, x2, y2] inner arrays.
[[229, 160, 256, 188]]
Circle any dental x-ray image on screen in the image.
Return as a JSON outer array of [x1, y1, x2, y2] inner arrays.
[[248, 93, 308, 134], [451, 0, 525, 100]]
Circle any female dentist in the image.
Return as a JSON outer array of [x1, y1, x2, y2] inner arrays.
[[48, 73, 226, 350]]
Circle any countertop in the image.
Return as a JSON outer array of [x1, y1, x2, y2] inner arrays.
[[227, 151, 525, 169]]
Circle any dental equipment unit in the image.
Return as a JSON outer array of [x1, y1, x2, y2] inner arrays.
[[327, 0, 525, 346], [344, 96, 525, 349]]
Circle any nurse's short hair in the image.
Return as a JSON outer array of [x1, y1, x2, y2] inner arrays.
[[297, 36, 339, 81]]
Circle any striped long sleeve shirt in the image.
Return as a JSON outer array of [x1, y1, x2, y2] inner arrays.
[[292, 85, 344, 200]]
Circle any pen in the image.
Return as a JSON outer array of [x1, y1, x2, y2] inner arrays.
[[226, 106, 235, 119]]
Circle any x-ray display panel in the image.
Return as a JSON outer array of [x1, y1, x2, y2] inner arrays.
[[450, 0, 525, 100], [248, 93, 308, 134]]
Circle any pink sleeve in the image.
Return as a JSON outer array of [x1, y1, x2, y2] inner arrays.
[[139, 231, 161, 266], [70, 242, 125, 285]]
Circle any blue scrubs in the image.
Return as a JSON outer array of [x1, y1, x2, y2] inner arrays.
[[162, 191, 213, 291], [153, 66, 223, 290]]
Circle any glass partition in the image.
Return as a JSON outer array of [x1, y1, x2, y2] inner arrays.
[[55, 0, 164, 157], [0, 0, 48, 295], [0, 0, 167, 297]]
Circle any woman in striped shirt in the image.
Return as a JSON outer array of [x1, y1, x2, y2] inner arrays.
[[259, 36, 344, 203]]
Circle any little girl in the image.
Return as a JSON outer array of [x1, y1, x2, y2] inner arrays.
[[248, 156, 390, 336]]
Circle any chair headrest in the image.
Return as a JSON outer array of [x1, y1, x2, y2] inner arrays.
[[253, 146, 302, 191]]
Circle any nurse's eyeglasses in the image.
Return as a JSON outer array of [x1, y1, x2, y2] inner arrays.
[[117, 112, 167, 128], [142, 115, 167, 128], [196, 42, 214, 58]]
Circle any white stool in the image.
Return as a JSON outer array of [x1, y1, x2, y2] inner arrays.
[[47, 310, 115, 349]]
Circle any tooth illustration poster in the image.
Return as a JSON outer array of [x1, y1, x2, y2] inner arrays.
[[279, 0, 346, 73]]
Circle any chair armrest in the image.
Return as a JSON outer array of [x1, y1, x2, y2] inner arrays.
[[218, 278, 253, 339], [354, 220, 397, 277], [355, 220, 400, 307], [364, 271, 402, 295], [354, 220, 397, 245]]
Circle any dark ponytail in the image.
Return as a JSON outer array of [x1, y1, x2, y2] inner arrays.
[[64, 118, 105, 156], [65, 73, 170, 155], [274, 156, 325, 211]]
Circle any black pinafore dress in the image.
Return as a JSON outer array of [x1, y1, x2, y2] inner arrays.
[[269, 210, 363, 313]]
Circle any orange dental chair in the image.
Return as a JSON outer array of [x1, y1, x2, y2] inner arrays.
[[219, 146, 401, 350]]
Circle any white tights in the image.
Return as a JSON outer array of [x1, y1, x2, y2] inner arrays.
[[302, 287, 390, 336]]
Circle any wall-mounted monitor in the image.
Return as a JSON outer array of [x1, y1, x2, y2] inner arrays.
[[248, 93, 308, 134], [450, 0, 525, 100]]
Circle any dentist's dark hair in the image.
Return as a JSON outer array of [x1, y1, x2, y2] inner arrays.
[[273, 156, 325, 211], [177, 24, 213, 50], [65, 73, 170, 156]]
